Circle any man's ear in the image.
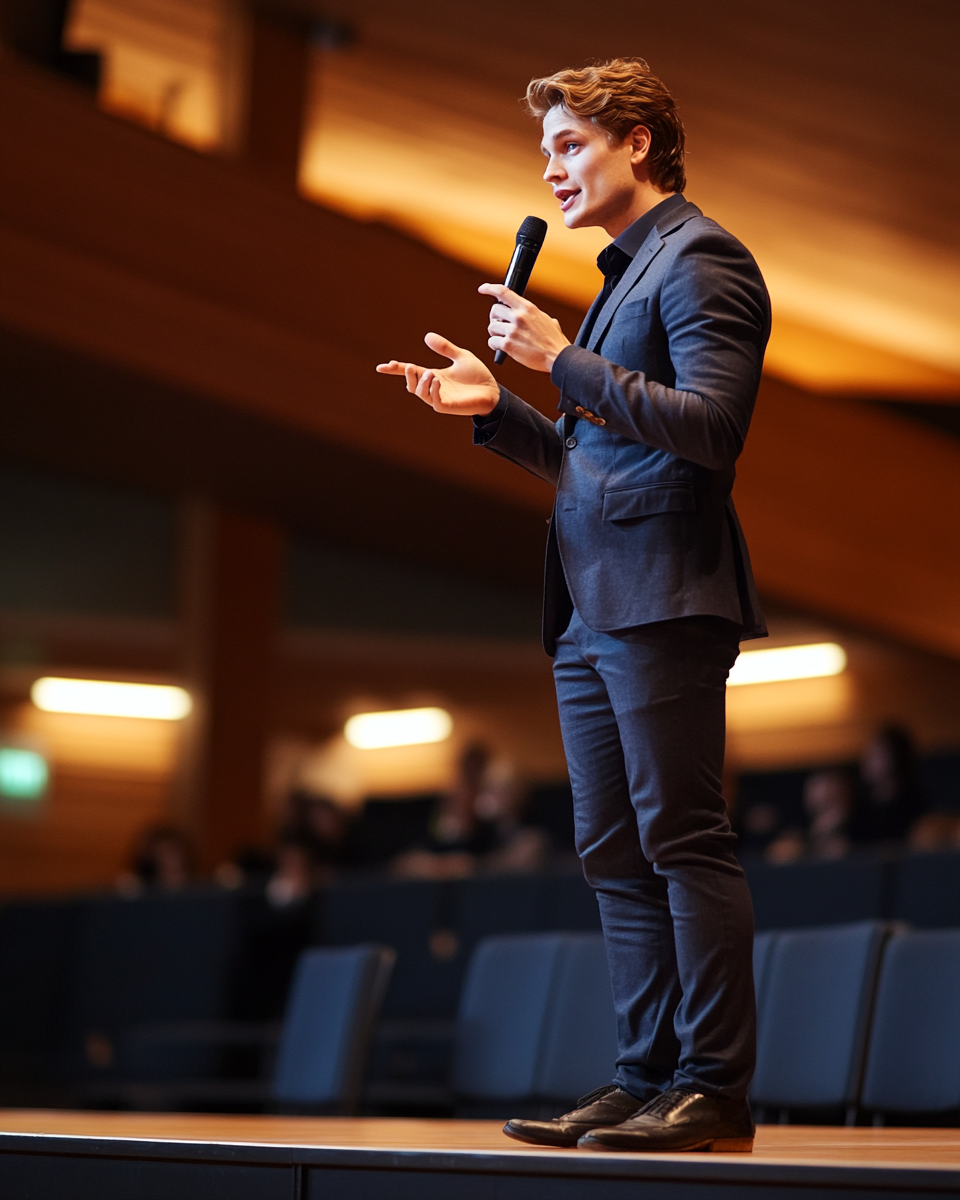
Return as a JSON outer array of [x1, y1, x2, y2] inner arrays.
[[627, 124, 653, 164]]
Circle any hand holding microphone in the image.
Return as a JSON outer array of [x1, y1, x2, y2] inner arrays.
[[482, 215, 570, 372], [375, 214, 569, 410]]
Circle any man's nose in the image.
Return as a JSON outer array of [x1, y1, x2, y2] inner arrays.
[[543, 156, 564, 183]]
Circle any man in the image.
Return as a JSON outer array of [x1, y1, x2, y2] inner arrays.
[[377, 57, 769, 1153]]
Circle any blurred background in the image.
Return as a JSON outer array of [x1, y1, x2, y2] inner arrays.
[[0, 0, 958, 1114]]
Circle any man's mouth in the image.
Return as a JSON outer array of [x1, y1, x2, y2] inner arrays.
[[555, 188, 580, 213]]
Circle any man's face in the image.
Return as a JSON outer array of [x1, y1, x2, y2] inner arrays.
[[541, 106, 642, 233]]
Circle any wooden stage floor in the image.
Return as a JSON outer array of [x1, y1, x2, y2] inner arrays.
[[2, 1110, 960, 1198]]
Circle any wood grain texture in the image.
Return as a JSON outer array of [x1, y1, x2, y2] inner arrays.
[[1, 1111, 959, 1167]]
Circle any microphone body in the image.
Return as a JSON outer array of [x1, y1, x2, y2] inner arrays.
[[494, 216, 548, 365]]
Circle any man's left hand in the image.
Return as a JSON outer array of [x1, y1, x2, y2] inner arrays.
[[479, 283, 570, 372]]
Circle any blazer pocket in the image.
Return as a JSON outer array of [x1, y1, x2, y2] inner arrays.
[[617, 295, 650, 316], [602, 482, 696, 522]]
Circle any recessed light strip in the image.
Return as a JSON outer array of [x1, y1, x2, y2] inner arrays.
[[31, 678, 192, 720], [344, 706, 453, 749], [728, 642, 847, 687]]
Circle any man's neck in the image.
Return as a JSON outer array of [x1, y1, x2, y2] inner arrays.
[[604, 188, 676, 239]]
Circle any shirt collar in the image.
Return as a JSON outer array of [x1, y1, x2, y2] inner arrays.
[[611, 192, 688, 260]]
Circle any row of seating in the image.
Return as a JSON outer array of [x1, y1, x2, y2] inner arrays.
[[245, 922, 960, 1125], [4, 853, 960, 1110], [753, 923, 960, 1122], [744, 849, 960, 930], [448, 922, 960, 1122]]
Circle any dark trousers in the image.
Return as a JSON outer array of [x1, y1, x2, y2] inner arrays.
[[553, 608, 756, 1101]]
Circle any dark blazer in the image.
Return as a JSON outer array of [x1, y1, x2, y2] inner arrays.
[[475, 200, 770, 656]]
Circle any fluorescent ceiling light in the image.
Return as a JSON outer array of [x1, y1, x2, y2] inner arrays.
[[728, 642, 847, 687], [344, 706, 453, 750], [31, 677, 192, 720]]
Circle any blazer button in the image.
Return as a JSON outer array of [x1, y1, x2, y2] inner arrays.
[[565, 436, 578, 449]]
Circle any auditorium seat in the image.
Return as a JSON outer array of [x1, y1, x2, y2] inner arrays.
[[751, 921, 890, 1122], [453, 874, 547, 959], [535, 933, 618, 1105], [321, 877, 461, 1019], [891, 850, 960, 928], [454, 932, 565, 1116], [540, 871, 603, 932], [752, 929, 776, 1019], [271, 944, 396, 1113], [744, 856, 893, 930], [0, 896, 86, 1103], [72, 888, 240, 1084], [858, 930, 960, 1120]]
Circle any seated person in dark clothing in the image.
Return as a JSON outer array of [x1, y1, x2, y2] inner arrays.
[[118, 824, 194, 893], [475, 762, 549, 874], [393, 742, 496, 878], [395, 743, 550, 878], [848, 724, 926, 846], [283, 790, 357, 878], [764, 768, 853, 863]]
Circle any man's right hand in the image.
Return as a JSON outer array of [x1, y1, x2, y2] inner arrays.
[[376, 332, 500, 416]]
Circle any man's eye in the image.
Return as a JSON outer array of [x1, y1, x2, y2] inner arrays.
[[565, 142, 579, 152]]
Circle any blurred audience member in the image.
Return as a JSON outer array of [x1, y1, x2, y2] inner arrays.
[[118, 824, 194, 894], [284, 790, 356, 878], [394, 742, 494, 879], [849, 724, 925, 846], [475, 760, 549, 874], [804, 768, 853, 860], [909, 812, 960, 851], [764, 769, 853, 863], [266, 831, 318, 908], [736, 800, 783, 855], [395, 743, 551, 878]]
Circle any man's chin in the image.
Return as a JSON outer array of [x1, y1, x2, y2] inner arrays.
[[563, 207, 590, 229]]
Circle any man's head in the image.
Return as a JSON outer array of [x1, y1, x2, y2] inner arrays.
[[526, 58, 685, 235]]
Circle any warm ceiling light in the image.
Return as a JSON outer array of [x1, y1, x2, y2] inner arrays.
[[344, 706, 453, 749], [31, 678, 192, 720], [728, 642, 847, 687]]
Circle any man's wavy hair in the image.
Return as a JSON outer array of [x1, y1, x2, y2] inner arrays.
[[525, 58, 686, 194]]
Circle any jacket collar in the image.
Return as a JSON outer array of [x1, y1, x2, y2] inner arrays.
[[581, 200, 702, 352]]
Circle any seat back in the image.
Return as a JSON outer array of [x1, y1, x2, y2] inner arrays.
[[321, 878, 460, 1018], [751, 921, 888, 1110], [860, 929, 960, 1114], [271, 944, 395, 1112], [752, 930, 777, 1026], [535, 933, 617, 1102], [72, 889, 238, 1082], [454, 933, 564, 1100], [745, 857, 891, 931], [892, 851, 960, 929]]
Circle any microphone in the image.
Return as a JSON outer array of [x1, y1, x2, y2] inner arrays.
[[493, 216, 548, 365]]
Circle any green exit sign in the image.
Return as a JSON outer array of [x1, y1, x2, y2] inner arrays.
[[0, 747, 49, 807]]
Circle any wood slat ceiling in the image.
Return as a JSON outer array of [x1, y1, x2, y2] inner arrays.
[[66, 0, 960, 398]]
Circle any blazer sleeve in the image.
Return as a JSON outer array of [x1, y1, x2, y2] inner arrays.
[[551, 228, 771, 472], [472, 386, 564, 486]]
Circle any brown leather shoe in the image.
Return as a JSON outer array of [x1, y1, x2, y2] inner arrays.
[[503, 1085, 645, 1147], [578, 1087, 754, 1153]]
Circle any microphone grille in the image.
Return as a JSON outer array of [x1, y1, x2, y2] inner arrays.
[[516, 215, 548, 247]]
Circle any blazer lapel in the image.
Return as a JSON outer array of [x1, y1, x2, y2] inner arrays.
[[586, 200, 701, 354], [574, 289, 606, 347], [586, 236, 665, 353]]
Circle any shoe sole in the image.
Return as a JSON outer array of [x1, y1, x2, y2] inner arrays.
[[581, 1135, 754, 1154]]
